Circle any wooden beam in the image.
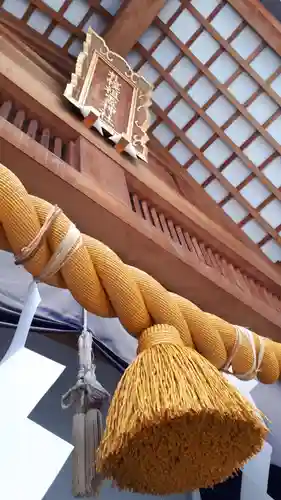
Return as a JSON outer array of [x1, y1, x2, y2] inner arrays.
[[2, 128, 281, 340], [104, 0, 165, 56], [148, 137, 264, 253], [227, 0, 281, 56], [0, 12, 73, 77]]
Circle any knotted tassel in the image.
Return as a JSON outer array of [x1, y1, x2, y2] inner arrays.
[[62, 311, 110, 497], [97, 324, 267, 495]]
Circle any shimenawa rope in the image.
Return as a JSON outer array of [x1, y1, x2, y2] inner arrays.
[[0, 164, 279, 384], [0, 164, 277, 494]]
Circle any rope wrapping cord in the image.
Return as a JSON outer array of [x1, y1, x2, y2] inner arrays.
[[14, 204, 62, 265], [222, 326, 265, 380], [61, 322, 110, 411], [0, 164, 280, 384], [36, 223, 82, 283]]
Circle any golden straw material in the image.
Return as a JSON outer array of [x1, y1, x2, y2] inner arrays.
[[97, 324, 267, 495], [14, 205, 62, 265], [0, 164, 273, 493], [0, 163, 280, 383]]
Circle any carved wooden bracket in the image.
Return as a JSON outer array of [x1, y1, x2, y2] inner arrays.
[[64, 29, 152, 162]]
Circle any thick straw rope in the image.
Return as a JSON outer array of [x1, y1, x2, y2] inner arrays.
[[0, 164, 280, 384]]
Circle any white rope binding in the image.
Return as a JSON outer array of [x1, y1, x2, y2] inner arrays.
[[222, 325, 265, 381], [2, 221, 81, 364]]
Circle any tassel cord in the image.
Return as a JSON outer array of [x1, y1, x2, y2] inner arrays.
[[61, 310, 110, 412]]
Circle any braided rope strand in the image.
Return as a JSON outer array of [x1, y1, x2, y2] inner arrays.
[[0, 164, 280, 384]]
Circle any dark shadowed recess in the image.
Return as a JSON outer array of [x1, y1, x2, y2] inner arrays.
[[262, 0, 281, 21]]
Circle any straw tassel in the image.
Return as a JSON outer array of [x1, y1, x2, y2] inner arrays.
[[72, 412, 86, 495], [97, 324, 267, 495], [62, 310, 110, 497], [71, 408, 105, 496], [85, 409, 104, 494]]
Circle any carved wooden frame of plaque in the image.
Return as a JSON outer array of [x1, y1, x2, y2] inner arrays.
[[64, 29, 152, 162]]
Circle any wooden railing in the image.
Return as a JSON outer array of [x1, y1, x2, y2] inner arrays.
[[130, 191, 281, 313], [0, 97, 78, 168]]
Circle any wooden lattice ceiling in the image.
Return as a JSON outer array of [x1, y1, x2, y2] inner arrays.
[[1, 0, 281, 264], [1, 0, 120, 58]]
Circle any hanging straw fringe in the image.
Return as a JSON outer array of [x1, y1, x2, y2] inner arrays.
[[97, 324, 267, 494], [62, 310, 110, 497]]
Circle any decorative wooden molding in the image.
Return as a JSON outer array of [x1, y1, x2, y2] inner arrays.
[[64, 29, 152, 162]]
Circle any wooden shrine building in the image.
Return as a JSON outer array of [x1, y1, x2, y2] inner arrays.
[[1, 2, 281, 500]]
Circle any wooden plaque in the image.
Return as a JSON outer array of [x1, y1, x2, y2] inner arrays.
[[64, 29, 153, 162]]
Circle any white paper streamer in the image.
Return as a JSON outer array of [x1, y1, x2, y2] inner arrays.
[[1, 280, 41, 363]]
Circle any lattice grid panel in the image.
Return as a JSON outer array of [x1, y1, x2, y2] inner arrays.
[[1, 0, 122, 57], [127, 0, 281, 263]]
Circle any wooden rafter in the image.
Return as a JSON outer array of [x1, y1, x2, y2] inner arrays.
[[132, 1, 281, 259], [0, 10, 73, 75], [227, 0, 281, 56], [148, 136, 265, 251], [153, 99, 281, 245], [104, 0, 165, 56], [138, 42, 281, 244], [157, 17, 281, 157], [137, 43, 281, 205]]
